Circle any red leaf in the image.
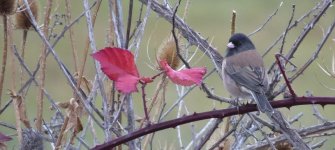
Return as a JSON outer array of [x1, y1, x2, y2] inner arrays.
[[116, 75, 140, 94], [92, 47, 140, 93], [160, 60, 206, 86], [0, 132, 12, 142]]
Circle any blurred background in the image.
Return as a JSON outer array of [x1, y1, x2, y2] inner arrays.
[[0, 0, 335, 149]]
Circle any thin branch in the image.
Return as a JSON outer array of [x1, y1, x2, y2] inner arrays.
[[279, 4, 295, 54], [290, 18, 335, 81], [248, 1, 283, 37], [0, 16, 9, 107], [12, 45, 62, 115], [172, 0, 190, 69], [82, 0, 110, 140], [248, 113, 276, 150], [36, 0, 53, 132], [129, 0, 152, 60], [312, 105, 329, 124], [275, 54, 297, 97], [288, 112, 303, 124], [140, 83, 150, 124], [251, 113, 278, 132], [272, 17, 335, 98], [109, 0, 125, 48], [65, 0, 79, 72], [125, 0, 133, 48], [262, 0, 323, 57], [208, 116, 242, 150], [185, 118, 222, 150], [93, 96, 335, 149], [311, 139, 327, 149], [268, 0, 334, 72], [245, 121, 335, 149]]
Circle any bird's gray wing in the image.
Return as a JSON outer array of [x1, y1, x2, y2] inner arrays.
[[224, 65, 267, 93]]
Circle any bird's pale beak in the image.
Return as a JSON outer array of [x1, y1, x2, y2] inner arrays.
[[227, 42, 235, 48]]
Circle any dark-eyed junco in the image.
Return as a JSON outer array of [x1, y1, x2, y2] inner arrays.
[[222, 33, 273, 113]]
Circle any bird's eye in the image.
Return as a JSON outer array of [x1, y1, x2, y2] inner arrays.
[[235, 41, 241, 46]]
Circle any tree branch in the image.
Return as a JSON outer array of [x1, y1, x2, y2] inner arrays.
[[93, 96, 335, 149]]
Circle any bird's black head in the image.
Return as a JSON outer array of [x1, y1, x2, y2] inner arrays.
[[225, 33, 256, 57]]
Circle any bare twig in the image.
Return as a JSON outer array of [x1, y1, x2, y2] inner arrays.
[[129, 0, 152, 60], [0, 16, 9, 107], [245, 121, 335, 149], [176, 89, 184, 149], [289, 112, 303, 124], [109, 0, 125, 48], [82, 0, 109, 140], [185, 118, 222, 150], [268, 110, 311, 149], [272, 17, 335, 98], [140, 83, 150, 124], [275, 54, 297, 97], [76, 0, 102, 95], [125, 0, 133, 48], [251, 113, 278, 132], [209, 116, 243, 150], [262, 1, 323, 57], [12, 45, 62, 115], [172, 0, 190, 69], [36, 0, 53, 132], [279, 4, 295, 54], [248, 113, 277, 150], [55, 116, 69, 150], [311, 139, 327, 149], [231, 117, 256, 149], [312, 105, 329, 124], [65, 0, 79, 72], [290, 18, 335, 81], [268, 0, 334, 72], [0, 121, 16, 130], [248, 1, 283, 37]]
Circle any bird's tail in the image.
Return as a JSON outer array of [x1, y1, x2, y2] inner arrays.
[[250, 91, 273, 113]]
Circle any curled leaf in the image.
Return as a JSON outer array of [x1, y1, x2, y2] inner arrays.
[[159, 60, 206, 86]]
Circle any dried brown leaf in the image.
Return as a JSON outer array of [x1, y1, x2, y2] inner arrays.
[[74, 73, 92, 93], [61, 98, 84, 145], [69, 117, 83, 144], [55, 101, 70, 109], [9, 90, 31, 128]]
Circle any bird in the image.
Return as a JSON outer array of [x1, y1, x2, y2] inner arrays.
[[222, 33, 273, 113]]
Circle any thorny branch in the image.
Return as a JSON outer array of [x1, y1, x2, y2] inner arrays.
[[93, 97, 335, 149]]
